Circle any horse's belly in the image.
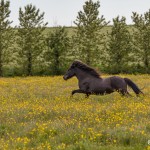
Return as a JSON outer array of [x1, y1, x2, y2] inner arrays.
[[90, 84, 113, 95]]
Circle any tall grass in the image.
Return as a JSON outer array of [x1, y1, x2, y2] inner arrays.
[[0, 75, 150, 150]]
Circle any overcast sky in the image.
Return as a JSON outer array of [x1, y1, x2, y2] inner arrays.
[[9, 0, 150, 27]]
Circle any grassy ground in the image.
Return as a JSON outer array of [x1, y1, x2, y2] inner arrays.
[[0, 75, 150, 150]]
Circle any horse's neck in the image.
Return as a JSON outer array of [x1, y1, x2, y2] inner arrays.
[[75, 68, 97, 81], [75, 68, 88, 81], [75, 68, 103, 81]]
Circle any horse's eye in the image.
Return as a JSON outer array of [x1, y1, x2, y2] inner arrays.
[[68, 68, 72, 71]]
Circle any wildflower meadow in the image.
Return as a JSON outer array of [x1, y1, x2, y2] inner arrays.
[[0, 75, 150, 150]]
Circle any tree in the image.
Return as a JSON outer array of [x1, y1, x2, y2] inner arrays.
[[73, 0, 109, 66], [132, 10, 150, 72], [17, 4, 47, 76], [46, 26, 70, 75], [105, 16, 132, 73], [0, 0, 13, 76]]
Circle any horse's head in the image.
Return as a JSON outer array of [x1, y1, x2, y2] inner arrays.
[[63, 63, 76, 80], [63, 60, 100, 80]]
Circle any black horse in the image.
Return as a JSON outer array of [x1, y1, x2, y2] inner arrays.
[[63, 60, 143, 97]]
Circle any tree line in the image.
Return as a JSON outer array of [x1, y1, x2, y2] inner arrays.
[[0, 0, 150, 76]]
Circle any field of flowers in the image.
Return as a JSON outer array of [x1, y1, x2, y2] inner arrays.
[[0, 75, 150, 150]]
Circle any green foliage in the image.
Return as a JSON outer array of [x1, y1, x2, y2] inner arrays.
[[17, 4, 48, 76], [105, 16, 132, 74], [0, 1, 150, 75], [73, 0, 109, 66], [132, 10, 150, 73], [0, 0, 14, 76], [46, 26, 71, 75]]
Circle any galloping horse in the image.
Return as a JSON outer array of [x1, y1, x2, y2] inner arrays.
[[63, 60, 143, 97]]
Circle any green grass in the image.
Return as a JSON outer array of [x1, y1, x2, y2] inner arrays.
[[0, 75, 150, 149]]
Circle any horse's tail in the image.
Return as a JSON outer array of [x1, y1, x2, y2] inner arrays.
[[124, 78, 143, 95]]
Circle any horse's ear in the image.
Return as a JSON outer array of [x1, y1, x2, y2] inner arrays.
[[71, 64, 76, 68], [71, 62, 77, 68]]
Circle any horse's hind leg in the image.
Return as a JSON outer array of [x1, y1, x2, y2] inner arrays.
[[119, 89, 132, 97]]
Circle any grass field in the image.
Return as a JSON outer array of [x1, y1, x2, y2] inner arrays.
[[0, 75, 150, 150]]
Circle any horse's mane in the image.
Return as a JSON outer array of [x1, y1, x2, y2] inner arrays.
[[72, 60, 100, 78]]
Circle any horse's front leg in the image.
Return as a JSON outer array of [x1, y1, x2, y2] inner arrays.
[[85, 93, 90, 98], [71, 89, 84, 96], [71, 89, 90, 98]]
